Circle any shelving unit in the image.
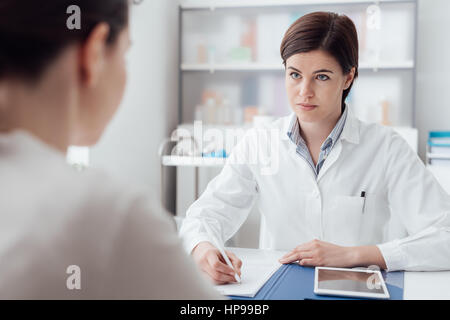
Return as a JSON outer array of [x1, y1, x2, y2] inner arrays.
[[178, 0, 418, 126], [180, 0, 414, 10], [426, 130, 450, 194], [162, 155, 226, 167], [181, 60, 415, 72]]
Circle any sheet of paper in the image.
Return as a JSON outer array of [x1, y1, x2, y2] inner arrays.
[[214, 247, 287, 297]]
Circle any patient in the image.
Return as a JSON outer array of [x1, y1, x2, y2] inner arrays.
[[0, 0, 221, 299]]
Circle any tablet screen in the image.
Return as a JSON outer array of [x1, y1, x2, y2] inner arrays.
[[317, 268, 385, 294]]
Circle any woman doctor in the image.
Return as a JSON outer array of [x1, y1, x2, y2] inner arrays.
[[0, 0, 221, 299], [180, 11, 450, 284]]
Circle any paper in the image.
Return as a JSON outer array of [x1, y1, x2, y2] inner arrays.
[[214, 247, 286, 297]]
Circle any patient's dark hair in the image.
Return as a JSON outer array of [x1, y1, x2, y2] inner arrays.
[[0, 0, 130, 82], [280, 12, 359, 109]]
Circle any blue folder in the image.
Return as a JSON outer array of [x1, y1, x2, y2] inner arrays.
[[231, 264, 404, 300]]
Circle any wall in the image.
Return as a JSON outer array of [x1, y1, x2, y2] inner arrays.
[[89, 0, 180, 212], [416, 0, 450, 160]]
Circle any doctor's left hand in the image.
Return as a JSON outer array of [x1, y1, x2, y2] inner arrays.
[[278, 239, 355, 268]]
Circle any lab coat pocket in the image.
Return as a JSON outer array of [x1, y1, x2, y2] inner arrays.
[[362, 193, 393, 242], [325, 195, 365, 246]]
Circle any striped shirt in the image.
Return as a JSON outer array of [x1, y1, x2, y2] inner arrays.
[[287, 105, 348, 177]]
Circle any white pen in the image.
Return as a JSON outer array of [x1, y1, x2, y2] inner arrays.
[[201, 219, 241, 283]]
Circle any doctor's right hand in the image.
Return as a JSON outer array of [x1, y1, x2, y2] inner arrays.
[[191, 241, 242, 285]]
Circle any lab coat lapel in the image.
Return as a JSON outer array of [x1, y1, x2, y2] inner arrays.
[[317, 140, 342, 182], [317, 108, 360, 182], [287, 142, 318, 182]]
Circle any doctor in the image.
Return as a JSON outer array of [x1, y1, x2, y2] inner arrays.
[[0, 0, 221, 299], [180, 11, 450, 284]]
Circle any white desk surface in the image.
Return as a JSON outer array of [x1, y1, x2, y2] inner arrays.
[[230, 247, 450, 300], [404, 271, 450, 300]]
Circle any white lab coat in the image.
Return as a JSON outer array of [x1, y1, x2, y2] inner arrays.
[[0, 130, 221, 299], [180, 108, 450, 272]]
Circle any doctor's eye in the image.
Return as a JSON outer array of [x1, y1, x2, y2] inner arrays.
[[290, 72, 301, 80], [316, 74, 330, 81]]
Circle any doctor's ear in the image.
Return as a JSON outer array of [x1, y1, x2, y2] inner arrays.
[[79, 23, 111, 87], [343, 67, 356, 90]]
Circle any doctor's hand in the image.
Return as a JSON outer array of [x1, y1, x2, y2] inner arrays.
[[278, 239, 387, 270], [191, 241, 242, 285]]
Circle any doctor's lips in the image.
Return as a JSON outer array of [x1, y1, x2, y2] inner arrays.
[[297, 103, 318, 111]]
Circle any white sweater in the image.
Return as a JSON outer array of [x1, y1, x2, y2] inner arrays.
[[0, 130, 221, 299]]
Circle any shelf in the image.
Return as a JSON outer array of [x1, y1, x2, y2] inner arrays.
[[180, 0, 414, 10], [181, 60, 415, 72], [162, 155, 227, 167], [181, 63, 283, 72], [426, 153, 450, 161], [359, 60, 415, 70]]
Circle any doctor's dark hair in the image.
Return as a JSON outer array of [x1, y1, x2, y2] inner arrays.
[[0, 0, 131, 82], [280, 12, 359, 109]]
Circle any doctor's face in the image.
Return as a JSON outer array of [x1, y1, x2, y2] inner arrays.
[[285, 50, 355, 124]]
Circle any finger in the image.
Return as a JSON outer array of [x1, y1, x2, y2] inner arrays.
[[201, 268, 227, 285], [280, 242, 314, 260], [279, 252, 297, 264], [279, 250, 303, 263], [206, 269, 236, 284], [297, 251, 314, 260], [207, 252, 238, 277], [226, 251, 243, 276], [205, 264, 237, 284], [279, 251, 313, 264], [298, 259, 316, 267], [280, 251, 294, 260], [217, 251, 240, 278], [201, 269, 224, 285]]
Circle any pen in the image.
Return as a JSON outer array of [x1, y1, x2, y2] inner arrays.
[[201, 219, 241, 283], [361, 191, 366, 213]]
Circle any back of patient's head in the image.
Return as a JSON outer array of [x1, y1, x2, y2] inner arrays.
[[0, 0, 129, 82], [0, 0, 133, 147]]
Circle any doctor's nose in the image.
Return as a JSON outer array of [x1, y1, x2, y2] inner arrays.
[[298, 81, 314, 99]]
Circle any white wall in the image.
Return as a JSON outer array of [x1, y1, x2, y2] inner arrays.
[[90, 1, 180, 212], [416, 0, 450, 160]]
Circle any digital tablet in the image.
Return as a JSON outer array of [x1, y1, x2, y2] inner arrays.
[[314, 267, 390, 299]]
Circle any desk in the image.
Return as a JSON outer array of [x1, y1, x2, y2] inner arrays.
[[228, 247, 450, 300], [404, 271, 450, 299]]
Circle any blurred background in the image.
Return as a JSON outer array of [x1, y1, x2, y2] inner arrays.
[[67, 0, 450, 248]]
